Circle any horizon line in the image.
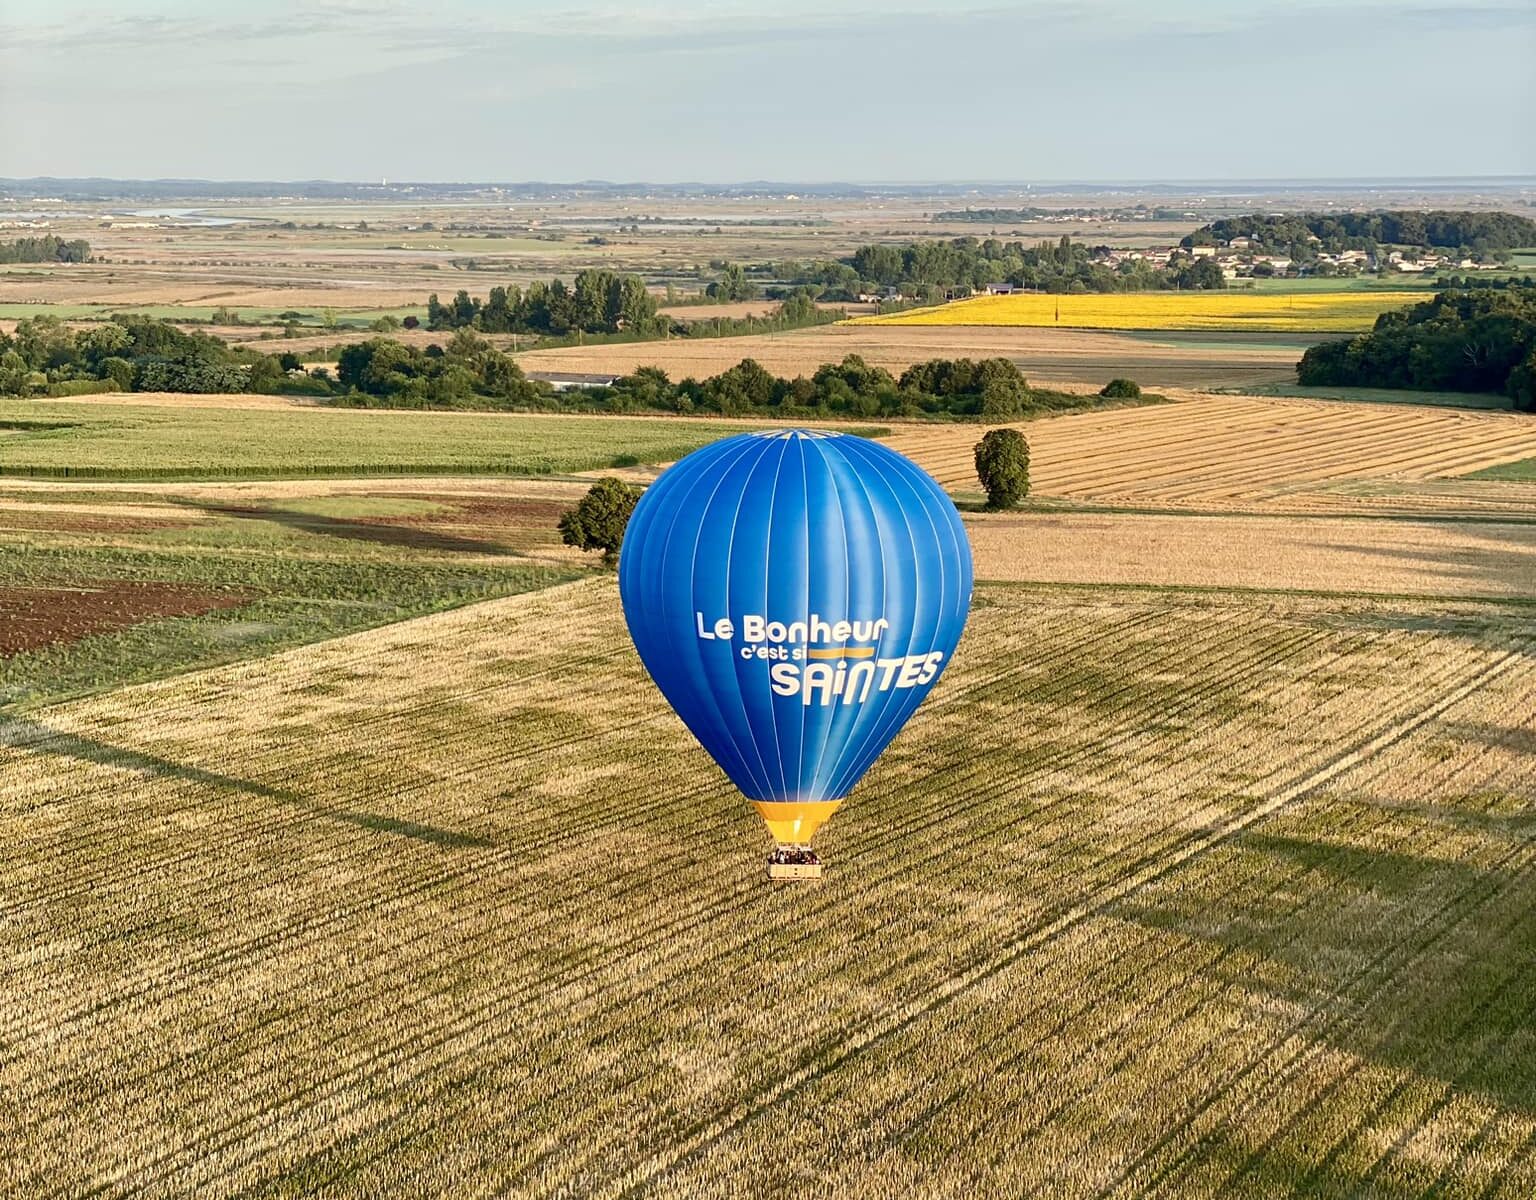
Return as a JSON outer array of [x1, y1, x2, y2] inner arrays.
[[3, 174, 1534, 189]]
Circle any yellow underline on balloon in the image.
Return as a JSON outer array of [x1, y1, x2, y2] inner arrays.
[[806, 647, 876, 660]]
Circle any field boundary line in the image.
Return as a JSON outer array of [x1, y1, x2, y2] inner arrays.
[[601, 647, 1527, 1199]]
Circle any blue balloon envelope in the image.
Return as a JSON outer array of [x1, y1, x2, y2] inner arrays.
[[619, 429, 972, 848]]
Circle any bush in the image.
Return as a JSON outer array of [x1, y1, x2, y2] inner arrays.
[[974, 428, 1030, 510], [559, 478, 643, 565], [1100, 377, 1142, 399]]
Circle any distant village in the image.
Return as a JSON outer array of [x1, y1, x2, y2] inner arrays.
[[1095, 237, 1503, 282]]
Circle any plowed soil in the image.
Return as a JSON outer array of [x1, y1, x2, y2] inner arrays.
[[0, 582, 251, 655]]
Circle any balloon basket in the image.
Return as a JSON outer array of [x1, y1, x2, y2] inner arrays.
[[767, 847, 823, 881]]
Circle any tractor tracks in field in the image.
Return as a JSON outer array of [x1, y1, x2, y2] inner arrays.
[[602, 646, 1528, 1199]]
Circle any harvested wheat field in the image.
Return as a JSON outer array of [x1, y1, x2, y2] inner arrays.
[[0, 273, 426, 312], [887, 393, 1536, 514], [38, 390, 328, 411], [3, 577, 1533, 1197], [517, 323, 1305, 390], [657, 301, 784, 321], [968, 512, 1536, 597]]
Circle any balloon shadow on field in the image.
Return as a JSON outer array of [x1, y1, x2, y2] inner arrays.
[[1107, 827, 1536, 1116], [1323, 530, 1536, 600], [192, 500, 513, 557], [1, 715, 493, 849]]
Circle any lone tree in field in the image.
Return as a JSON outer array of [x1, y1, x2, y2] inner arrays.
[[1100, 377, 1141, 399], [974, 428, 1030, 510], [559, 477, 643, 565]]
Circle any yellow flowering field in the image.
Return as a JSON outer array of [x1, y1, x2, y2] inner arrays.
[[849, 290, 1423, 332]]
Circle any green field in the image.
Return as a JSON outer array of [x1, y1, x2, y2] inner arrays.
[[0, 484, 579, 707], [0, 401, 765, 480], [1470, 456, 1536, 481], [3, 578, 1532, 1196], [1244, 275, 1438, 293], [1229, 383, 1516, 410]]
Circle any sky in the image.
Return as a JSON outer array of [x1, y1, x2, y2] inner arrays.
[[1, 0, 1532, 183]]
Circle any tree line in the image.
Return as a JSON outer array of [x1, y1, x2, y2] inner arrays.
[[0, 313, 1152, 421], [933, 207, 1188, 223], [776, 235, 1224, 299], [1184, 211, 1536, 260], [1297, 287, 1536, 410], [0, 235, 92, 263], [427, 270, 662, 335], [424, 268, 836, 339], [0, 314, 298, 397], [329, 338, 1137, 422]]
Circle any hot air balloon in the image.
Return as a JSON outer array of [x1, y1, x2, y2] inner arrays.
[[619, 429, 972, 878]]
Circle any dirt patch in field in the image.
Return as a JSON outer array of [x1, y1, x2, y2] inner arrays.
[[0, 582, 253, 655], [385, 493, 571, 535]]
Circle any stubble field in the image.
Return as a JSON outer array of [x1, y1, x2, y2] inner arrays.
[[2, 576, 1532, 1197], [885, 394, 1536, 516], [517, 324, 1309, 391]]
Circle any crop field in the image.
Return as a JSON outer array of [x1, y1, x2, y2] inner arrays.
[[4, 190, 1535, 1200], [0, 400, 768, 480], [518, 323, 1305, 390], [966, 512, 1536, 598], [850, 291, 1424, 333], [2, 577, 1532, 1197], [884, 393, 1536, 516], [0, 477, 582, 707], [0, 303, 427, 329], [1471, 457, 1536, 483], [1230, 384, 1516, 411]]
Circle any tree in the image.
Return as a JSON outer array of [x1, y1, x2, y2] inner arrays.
[[974, 428, 1030, 510], [1100, 377, 1142, 399], [707, 262, 759, 302], [976, 358, 1029, 418], [245, 354, 286, 393], [559, 478, 643, 565], [1508, 347, 1536, 413]]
